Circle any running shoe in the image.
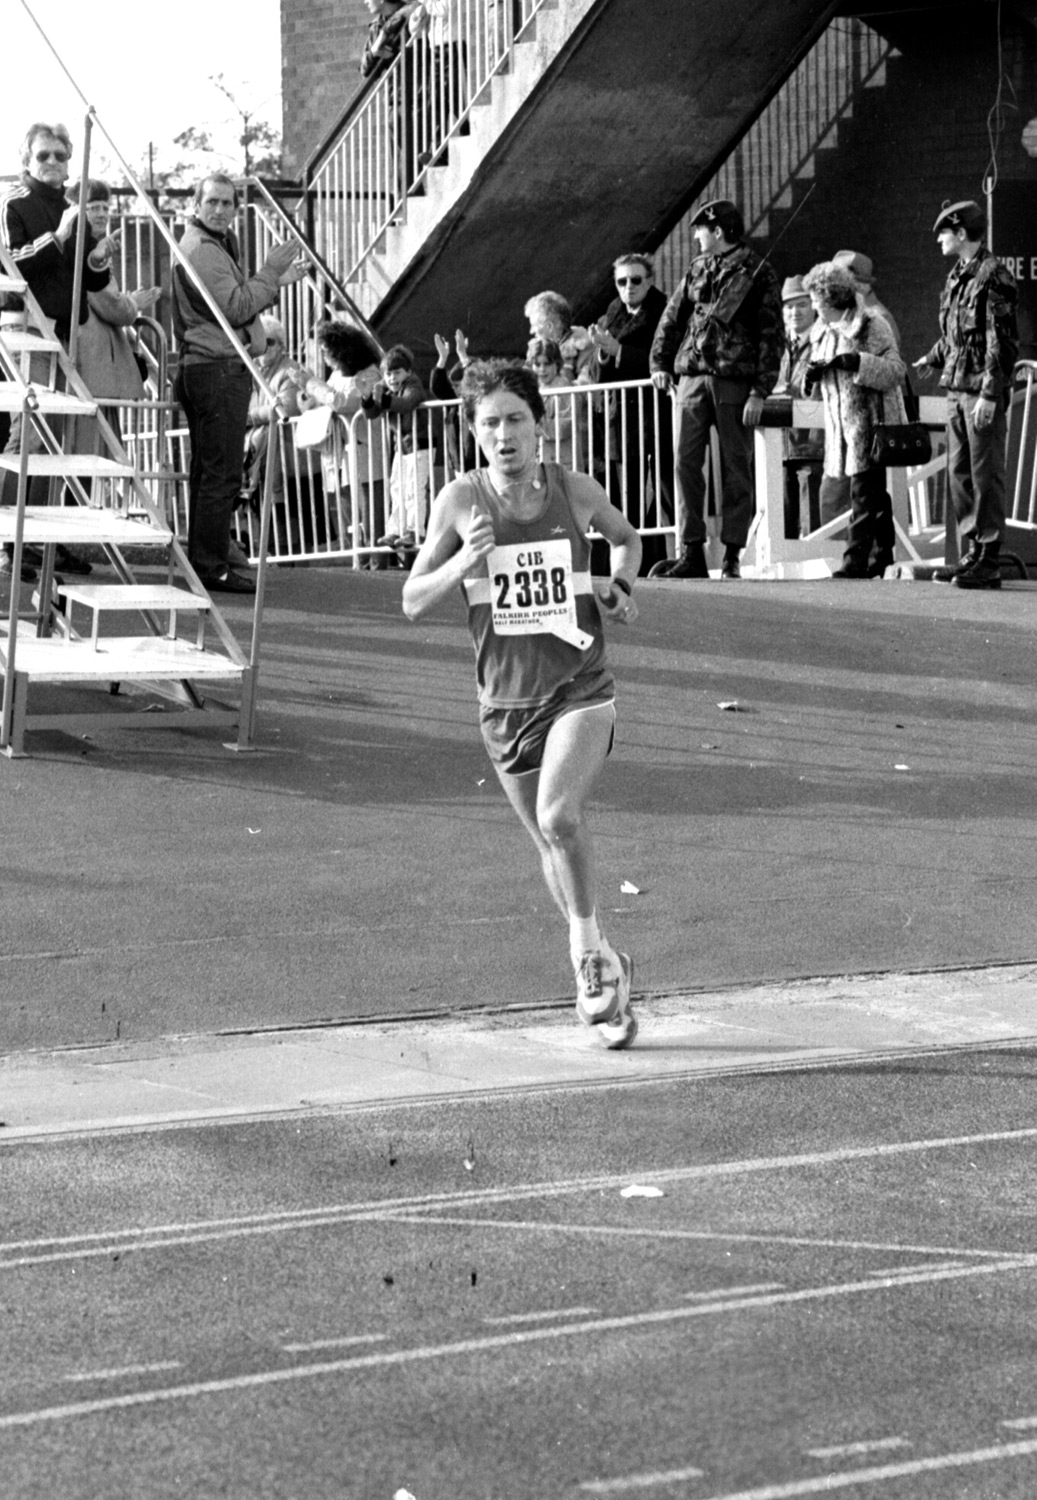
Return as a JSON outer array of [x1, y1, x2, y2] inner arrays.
[[596, 953, 637, 1050], [574, 950, 620, 1027]]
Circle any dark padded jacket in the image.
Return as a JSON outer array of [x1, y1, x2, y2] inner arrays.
[[922, 248, 1018, 401], [649, 244, 783, 395]]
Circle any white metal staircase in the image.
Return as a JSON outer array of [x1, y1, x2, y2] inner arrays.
[[0, 265, 255, 759]]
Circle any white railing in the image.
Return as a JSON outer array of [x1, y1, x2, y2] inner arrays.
[[1007, 361, 1037, 530], [306, 0, 546, 286], [142, 367, 1037, 577], [225, 380, 682, 569]]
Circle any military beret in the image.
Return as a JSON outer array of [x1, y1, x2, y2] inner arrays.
[[933, 200, 986, 237], [691, 198, 745, 240]]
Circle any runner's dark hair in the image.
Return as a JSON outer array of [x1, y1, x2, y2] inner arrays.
[[460, 358, 546, 425]]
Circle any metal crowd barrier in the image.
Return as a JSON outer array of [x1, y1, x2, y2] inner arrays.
[[222, 380, 683, 569], [130, 368, 1037, 577]]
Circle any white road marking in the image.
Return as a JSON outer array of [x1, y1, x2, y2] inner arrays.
[[805, 1436, 910, 1459], [387, 1213, 1021, 1267], [6, 1121, 1037, 1269], [281, 1334, 388, 1353], [865, 1260, 971, 1278], [62, 1361, 181, 1384], [482, 1306, 598, 1325], [1002, 1415, 1037, 1430], [581, 1464, 705, 1492], [0, 1256, 1033, 1433], [673, 1439, 1037, 1498], [684, 1284, 785, 1300]]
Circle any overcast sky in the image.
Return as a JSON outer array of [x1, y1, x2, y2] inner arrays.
[[2, 0, 283, 186]]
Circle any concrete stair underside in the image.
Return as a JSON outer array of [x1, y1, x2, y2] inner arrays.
[[361, 0, 839, 355]]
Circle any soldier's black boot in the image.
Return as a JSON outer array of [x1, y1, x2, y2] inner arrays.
[[720, 545, 741, 580], [654, 546, 711, 579], [953, 540, 1001, 589], [951, 534, 982, 582]]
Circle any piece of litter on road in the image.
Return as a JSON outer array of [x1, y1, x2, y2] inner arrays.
[[620, 880, 640, 895], [248, 827, 261, 834], [894, 764, 910, 771], [620, 1184, 665, 1199], [717, 700, 748, 712], [476, 779, 486, 786], [700, 742, 718, 749], [394, 1490, 418, 1500]]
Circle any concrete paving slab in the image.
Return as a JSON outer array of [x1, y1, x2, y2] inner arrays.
[[2, 963, 1035, 1140]]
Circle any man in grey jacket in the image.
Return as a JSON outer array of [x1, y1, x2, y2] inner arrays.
[[172, 174, 303, 591]]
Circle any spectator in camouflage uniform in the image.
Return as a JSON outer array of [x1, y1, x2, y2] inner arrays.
[[648, 198, 783, 580], [914, 199, 1018, 591]]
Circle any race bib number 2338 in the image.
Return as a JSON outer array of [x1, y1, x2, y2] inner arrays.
[[487, 538, 593, 651]]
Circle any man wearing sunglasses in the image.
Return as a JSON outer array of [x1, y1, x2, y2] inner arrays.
[[588, 253, 673, 574], [0, 122, 111, 580]]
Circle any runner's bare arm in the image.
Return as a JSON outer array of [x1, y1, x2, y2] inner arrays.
[[402, 485, 496, 620], [566, 471, 642, 596]]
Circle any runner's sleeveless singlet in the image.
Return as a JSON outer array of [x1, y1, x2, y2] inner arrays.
[[459, 464, 612, 709]]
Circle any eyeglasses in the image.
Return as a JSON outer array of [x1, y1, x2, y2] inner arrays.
[[615, 275, 645, 286], [35, 149, 68, 164]]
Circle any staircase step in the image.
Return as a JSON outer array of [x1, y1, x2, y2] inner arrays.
[[0, 329, 63, 354], [57, 583, 212, 613], [0, 635, 243, 683], [0, 388, 96, 415], [53, 584, 213, 651], [0, 507, 171, 545], [0, 454, 135, 478]]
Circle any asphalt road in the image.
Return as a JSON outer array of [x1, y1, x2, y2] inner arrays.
[[4, 1040, 1037, 1499], [4, 569, 1037, 1051]]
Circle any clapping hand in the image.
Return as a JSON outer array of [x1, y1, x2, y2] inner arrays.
[[130, 287, 161, 314], [434, 331, 451, 366], [88, 230, 121, 269], [588, 323, 621, 360], [55, 204, 80, 244], [266, 240, 307, 285]]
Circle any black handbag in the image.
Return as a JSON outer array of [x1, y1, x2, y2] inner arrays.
[[870, 422, 932, 467]]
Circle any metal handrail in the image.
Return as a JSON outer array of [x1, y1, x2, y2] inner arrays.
[[245, 176, 379, 349], [304, 0, 548, 286]]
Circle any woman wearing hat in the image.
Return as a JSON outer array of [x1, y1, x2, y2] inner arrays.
[[802, 260, 906, 579]]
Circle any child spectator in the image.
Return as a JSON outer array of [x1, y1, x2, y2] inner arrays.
[[365, 343, 431, 548], [527, 335, 582, 468]]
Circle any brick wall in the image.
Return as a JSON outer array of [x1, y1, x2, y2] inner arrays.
[[759, 14, 1037, 362], [281, 0, 367, 176]]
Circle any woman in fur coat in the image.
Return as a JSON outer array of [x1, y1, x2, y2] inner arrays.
[[802, 261, 906, 578]]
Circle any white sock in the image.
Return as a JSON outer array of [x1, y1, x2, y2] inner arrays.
[[570, 912, 602, 967]]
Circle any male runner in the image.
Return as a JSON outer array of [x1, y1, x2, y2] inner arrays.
[[402, 360, 642, 1047]]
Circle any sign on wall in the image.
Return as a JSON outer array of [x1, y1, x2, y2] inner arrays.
[[990, 181, 1037, 359]]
